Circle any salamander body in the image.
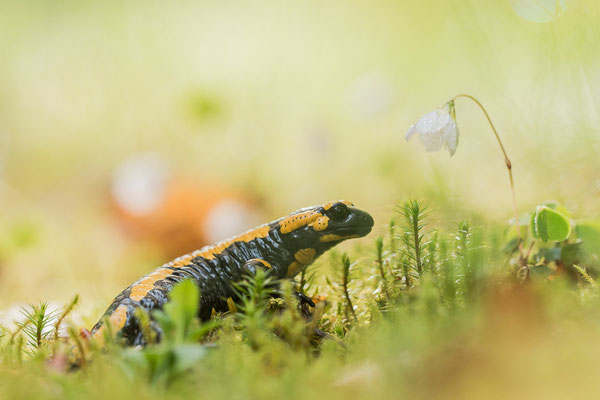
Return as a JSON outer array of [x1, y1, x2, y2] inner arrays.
[[91, 200, 373, 345]]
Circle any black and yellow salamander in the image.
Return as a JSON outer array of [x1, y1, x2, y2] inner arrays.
[[91, 200, 374, 345]]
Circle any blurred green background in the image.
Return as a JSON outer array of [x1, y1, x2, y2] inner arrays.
[[0, 0, 598, 319]]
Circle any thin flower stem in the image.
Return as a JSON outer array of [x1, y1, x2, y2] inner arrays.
[[452, 94, 523, 254]]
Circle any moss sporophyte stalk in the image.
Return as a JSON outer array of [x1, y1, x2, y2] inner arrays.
[[406, 94, 523, 259]]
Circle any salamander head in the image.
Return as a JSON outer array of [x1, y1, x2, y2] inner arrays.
[[275, 200, 374, 276]]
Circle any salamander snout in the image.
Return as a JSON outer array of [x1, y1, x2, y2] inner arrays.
[[359, 211, 374, 232], [346, 207, 374, 237]]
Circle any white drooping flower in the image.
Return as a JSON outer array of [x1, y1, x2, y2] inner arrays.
[[405, 101, 459, 156]]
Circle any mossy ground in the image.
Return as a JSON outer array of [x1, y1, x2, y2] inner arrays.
[[2, 201, 599, 400]]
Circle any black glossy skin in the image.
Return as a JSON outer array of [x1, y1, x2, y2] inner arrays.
[[91, 201, 374, 346]]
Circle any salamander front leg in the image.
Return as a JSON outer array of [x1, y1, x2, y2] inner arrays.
[[292, 291, 315, 308], [241, 258, 314, 307], [240, 258, 326, 342]]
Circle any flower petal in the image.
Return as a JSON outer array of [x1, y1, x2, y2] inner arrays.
[[405, 124, 417, 141], [418, 130, 445, 152], [415, 109, 449, 133], [443, 119, 459, 156]]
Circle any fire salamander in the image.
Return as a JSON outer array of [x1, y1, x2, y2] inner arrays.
[[91, 200, 374, 346]]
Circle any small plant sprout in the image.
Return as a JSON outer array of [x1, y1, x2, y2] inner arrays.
[[406, 94, 523, 255], [17, 302, 60, 351], [340, 253, 358, 324], [399, 199, 433, 279]]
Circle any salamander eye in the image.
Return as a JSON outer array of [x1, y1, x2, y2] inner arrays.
[[327, 203, 349, 221]]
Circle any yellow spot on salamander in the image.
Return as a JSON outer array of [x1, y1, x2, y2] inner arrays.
[[287, 248, 317, 277], [130, 268, 174, 301], [311, 216, 329, 231], [123, 225, 272, 304], [91, 304, 129, 345], [319, 234, 362, 243], [279, 211, 322, 234], [200, 224, 271, 259], [323, 200, 354, 210], [167, 225, 272, 267], [108, 305, 129, 331], [287, 261, 303, 277], [294, 248, 316, 265], [248, 258, 272, 268]]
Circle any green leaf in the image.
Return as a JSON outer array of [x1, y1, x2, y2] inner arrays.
[[153, 279, 200, 343], [166, 280, 199, 324], [531, 205, 571, 242], [529, 211, 538, 238], [529, 265, 551, 280], [576, 220, 600, 258], [537, 247, 562, 262], [540, 200, 572, 218], [172, 344, 207, 374], [560, 241, 582, 265]]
